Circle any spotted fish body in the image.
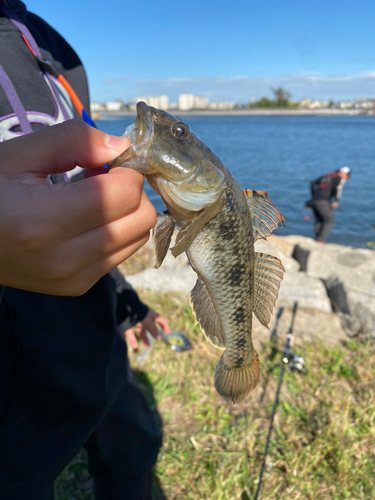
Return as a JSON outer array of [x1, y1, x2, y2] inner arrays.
[[187, 176, 259, 403], [110, 102, 285, 403]]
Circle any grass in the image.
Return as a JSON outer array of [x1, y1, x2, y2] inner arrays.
[[53, 290, 375, 500]]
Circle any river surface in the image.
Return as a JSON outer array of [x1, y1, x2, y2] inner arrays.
[[97, 115, 375, 248]]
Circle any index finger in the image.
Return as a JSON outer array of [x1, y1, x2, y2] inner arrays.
[[1, 120, 130, 177], [49, 167, 149, 237]]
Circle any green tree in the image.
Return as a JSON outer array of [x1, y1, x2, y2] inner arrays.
[[257, 97, 275, 107], [271, 87, 291, 107]]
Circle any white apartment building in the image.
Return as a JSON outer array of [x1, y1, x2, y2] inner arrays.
[[133, 95, 169, 110], [178, 94, 208, 110], [106, 100, 124, 111], [209, 101, 235, 110], [90, 102, 106, 113]]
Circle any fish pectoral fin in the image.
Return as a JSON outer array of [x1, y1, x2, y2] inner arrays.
[[190, 277, 226, 350], [254, 252, 285, 328], [152, 213, 176, 269], [171, 194, 225, 258], [243, 189, 286, 242]]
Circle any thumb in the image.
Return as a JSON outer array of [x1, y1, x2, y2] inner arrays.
[[0, 120, 130, 178]]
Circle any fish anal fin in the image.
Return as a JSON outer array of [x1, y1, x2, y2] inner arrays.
[[243, 189, 286, 242], [171, 193, 225, 258], [152, 213, 175, 269], [254, 252, 285, 328], [190, 277, 226, 350]]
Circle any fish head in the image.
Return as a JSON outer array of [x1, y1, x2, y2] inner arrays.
[[109, 101, 225, 214]]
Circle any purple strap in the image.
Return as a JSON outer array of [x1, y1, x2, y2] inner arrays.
[[0, 62, 33, 134], [0, 3, 42, 56], [0, 2, 70, 131]]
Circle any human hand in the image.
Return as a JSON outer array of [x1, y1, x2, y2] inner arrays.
[[331, 201, 339, 209], [124, 308, 171, 349], [0, 120, 157, 296]]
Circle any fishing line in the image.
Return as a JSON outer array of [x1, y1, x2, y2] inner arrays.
[[254, 302, 299, 500]]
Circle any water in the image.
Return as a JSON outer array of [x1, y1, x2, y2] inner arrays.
[[97, 115, 375, 248]]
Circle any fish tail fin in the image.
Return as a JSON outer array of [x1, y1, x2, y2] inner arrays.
[[214, 352, 260, 404]]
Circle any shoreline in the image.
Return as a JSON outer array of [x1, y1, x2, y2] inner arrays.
[[97, 108, 374, 118]]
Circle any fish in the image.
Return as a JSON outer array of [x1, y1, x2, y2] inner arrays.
[[109, 102, 285, 404]]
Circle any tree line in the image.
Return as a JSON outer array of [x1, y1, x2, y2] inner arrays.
[[249, 87, 299, 108]]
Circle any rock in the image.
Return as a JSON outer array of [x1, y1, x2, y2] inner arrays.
[[126, 266, 196, 294], [292, 240, 375, 295], [338, 301, 375, 339], [254, 239, 300, 273], [122, 231, 373, 343], [274, 234, 316, 257], [252, 236, 331, 313], [267, 234, 311, 257], [253, 306, 347, 346], [276, 272, 332, 313], [125, 231, 197, 293], [128, 234, 300, 293], [290, 237, 375, 337]]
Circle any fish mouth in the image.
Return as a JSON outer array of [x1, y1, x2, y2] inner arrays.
[[109, 101, 155, 172]]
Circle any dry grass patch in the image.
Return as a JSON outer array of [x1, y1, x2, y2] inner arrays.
[[54, 290, 375, 500]]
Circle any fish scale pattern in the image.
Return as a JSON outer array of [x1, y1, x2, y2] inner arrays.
[[188, 178, 257, 374]]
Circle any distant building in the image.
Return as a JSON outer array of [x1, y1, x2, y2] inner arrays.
[[209, 101, 235, 110], [90, 102, 106, 113], [131, 95, 169, 111], [106, 100, 125, 112], [299, 99, 325, 109], [299, 99, 311, 108], [178, 94, 208, 110], [352, 98, 375, 109], [339, 101, 353, 110]]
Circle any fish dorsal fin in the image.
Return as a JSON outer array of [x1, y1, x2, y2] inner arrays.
[[152, 213, 175, 269], [243, 189, 286, 242], [190, 277, 226, 350], [254, 252, 285, 328]]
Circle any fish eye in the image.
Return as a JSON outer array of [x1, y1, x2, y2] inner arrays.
[[171, 122, 190, 139]]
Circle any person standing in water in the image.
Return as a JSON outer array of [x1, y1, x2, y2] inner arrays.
[[309, 166, 351, 242]]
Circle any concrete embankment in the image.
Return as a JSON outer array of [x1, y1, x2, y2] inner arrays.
[[120, 234, 375, 346]]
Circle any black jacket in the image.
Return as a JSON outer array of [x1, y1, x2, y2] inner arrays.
[[311, 171, 344, 203]]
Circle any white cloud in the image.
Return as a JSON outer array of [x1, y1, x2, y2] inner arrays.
[[122, 71, 375, 103], [103, 75, 132, 84]]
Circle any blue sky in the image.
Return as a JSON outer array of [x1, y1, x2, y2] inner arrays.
[[27, 0, 375, 104]]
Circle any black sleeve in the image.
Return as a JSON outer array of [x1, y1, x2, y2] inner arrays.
[[331, 177, 341, 201], [310, 177, 320, 197], [110, 268, 149, 331]]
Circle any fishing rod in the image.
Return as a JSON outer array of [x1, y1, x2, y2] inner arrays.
[[254, 302, 305, 500]]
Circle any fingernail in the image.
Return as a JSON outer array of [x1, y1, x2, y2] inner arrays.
[[104, 134, 131, 150]]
